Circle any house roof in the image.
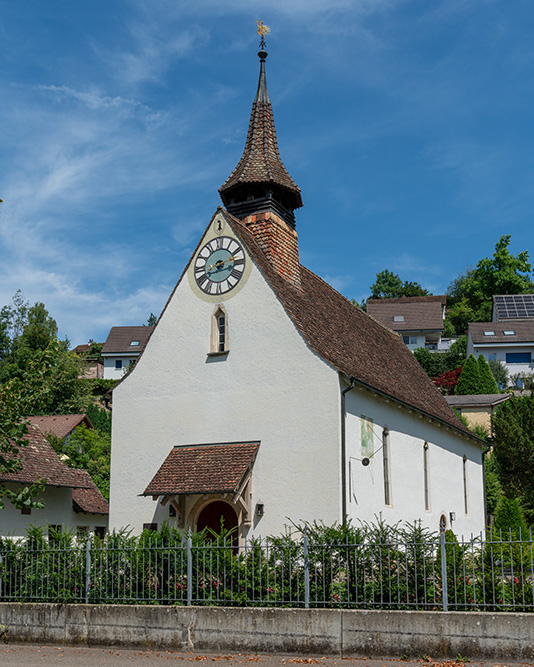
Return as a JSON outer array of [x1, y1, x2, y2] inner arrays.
[[366, 296, 446, 333], [469, 321, 534, 345], [0, 424, 93, 488], [219, 50, 302, 211], [143, 442, 260, 496], [71, 470, 109, 515], [102, 326, 154, 355], [29, 414, 93, 440], [493, 294, 534, 321], [445, 394, 511, 409]]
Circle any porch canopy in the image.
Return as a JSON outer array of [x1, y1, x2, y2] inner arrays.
[[143, 441, 259, 497]]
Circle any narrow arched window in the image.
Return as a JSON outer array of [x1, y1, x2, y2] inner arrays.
[[463, 454, 469, 515], [210, 305, 228, 354], [382, 428, 391, 506]]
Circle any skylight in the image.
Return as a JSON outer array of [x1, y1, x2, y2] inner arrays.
[[483, 331, 495, 336], [504, 330, 515, 336], [393, 315, 405, 322], [130, 340, 140, 346]]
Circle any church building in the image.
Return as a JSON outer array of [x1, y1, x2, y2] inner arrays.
[[108, 39, 485, 539]]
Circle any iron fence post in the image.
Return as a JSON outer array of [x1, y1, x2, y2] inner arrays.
[[440, 531, 448, 612], [85, 537, 91, 604], [187, 530, 193, 606], [303, 525, 310, 609]]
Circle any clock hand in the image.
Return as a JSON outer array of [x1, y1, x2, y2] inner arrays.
[[208, 256, 235, 271]]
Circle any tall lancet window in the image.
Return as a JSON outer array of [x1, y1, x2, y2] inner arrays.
[[211, 305, 228, 354], [382, 428, 391, 506]]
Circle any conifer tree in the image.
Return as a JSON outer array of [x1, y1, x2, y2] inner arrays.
[[477, 355, 499, 394], [455, 354, 482, 395], [494, 496, 528, 535]]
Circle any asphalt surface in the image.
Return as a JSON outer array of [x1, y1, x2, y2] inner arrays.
[[0, 645, 525, 667]]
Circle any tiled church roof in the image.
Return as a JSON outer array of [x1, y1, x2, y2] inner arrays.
[[226, 213, 472, 437]]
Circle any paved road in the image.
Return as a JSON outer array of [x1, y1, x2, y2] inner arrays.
[[0, 645, 523, 667]]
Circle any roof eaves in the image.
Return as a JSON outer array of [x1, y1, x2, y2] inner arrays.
[[342, 374, 484, 446]]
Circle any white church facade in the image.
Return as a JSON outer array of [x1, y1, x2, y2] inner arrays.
[[109, 42, 485, 540]]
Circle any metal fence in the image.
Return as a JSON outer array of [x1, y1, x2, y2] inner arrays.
[[1, 530, 533, 611]]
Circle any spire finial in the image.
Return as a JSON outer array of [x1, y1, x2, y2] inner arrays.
[[256, 20, 270, 56]]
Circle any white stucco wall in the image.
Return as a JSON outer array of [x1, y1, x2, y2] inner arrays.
[[0, 484, 108, 539], [109, 216, 342, 538], [467, 334, 534, 377], [344, 387, 486, 538], [103, 356, 137, 380]]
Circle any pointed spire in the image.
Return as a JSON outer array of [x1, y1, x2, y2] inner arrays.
[[219, 39, 302, 226]]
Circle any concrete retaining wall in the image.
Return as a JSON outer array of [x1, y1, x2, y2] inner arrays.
[[0, 604, 533, 660]]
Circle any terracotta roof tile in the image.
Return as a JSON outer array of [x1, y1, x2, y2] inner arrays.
[[366, 298, 446, 332], [144, 442, 260, 496], [71, 470, 109, 515], [29, 414, 93, 440], [0, 424, 93, 488], [219, 56, 302, 210], [102, 326, 154, 355]]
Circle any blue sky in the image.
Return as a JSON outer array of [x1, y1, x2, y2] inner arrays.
[[1, 0, 533, 345]]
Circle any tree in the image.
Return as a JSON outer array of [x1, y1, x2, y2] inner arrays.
[[455, 354, 483, 395], [492, 394, 534, 524], [0, 345, 56, 510], [446, 236, 534, 335], [477, 355, 499, 394], [146, 313, 157, 326], [369, 270, 430, 299], [49, 424, 110, 500], [488, 360, 509, 390], [433, 367, 463, 395]]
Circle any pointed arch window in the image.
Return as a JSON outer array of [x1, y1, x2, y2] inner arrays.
[[423, 442, 430, 511], [382, 428, 391, 506], [210, 305, 229, 355]]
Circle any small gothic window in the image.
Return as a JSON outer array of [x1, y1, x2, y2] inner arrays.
[[463, 454, 469, 515], [439, 514, 447, 533], [210, 305, 228, 354]]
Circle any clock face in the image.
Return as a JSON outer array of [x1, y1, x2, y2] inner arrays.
[[194, 236, 246, 295]]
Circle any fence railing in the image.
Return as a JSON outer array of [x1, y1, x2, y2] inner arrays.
[[1, 529, 533, 611]]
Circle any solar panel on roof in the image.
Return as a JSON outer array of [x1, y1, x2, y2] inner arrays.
[[494, 294, 534, 320]]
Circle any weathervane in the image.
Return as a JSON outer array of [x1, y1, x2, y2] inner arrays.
[[256, 20, 270, 50]]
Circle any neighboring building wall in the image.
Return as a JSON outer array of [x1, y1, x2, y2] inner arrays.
[[345, 389, 485, 538], [456, 407, 492, 431], [466, 339, 534, 376], [103, 357, 137, 380], [109, 249, 342, 538], [1, 484, 108, 539], [402, 333, 426, 352]]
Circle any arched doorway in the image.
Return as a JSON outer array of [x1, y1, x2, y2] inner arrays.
[[197, 500, 238, 543]]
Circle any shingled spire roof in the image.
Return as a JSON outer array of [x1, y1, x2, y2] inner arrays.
[[219, 45, 302, 226]]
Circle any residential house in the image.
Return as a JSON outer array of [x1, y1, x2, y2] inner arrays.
[[366, 295, 447, 351], [101, 326, 154, 380], [73, 343, 104, 379], [109, 45, 485, 541], [467, 321, 534, 377], [0, 424, 108, 538], [29, 414, 93, 447], [445, 394, 511, 432]]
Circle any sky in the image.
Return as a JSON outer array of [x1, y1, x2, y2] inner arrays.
[[1, 0, 534, 345]]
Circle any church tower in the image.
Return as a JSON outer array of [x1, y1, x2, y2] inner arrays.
[[219, 32, 303, 289]]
